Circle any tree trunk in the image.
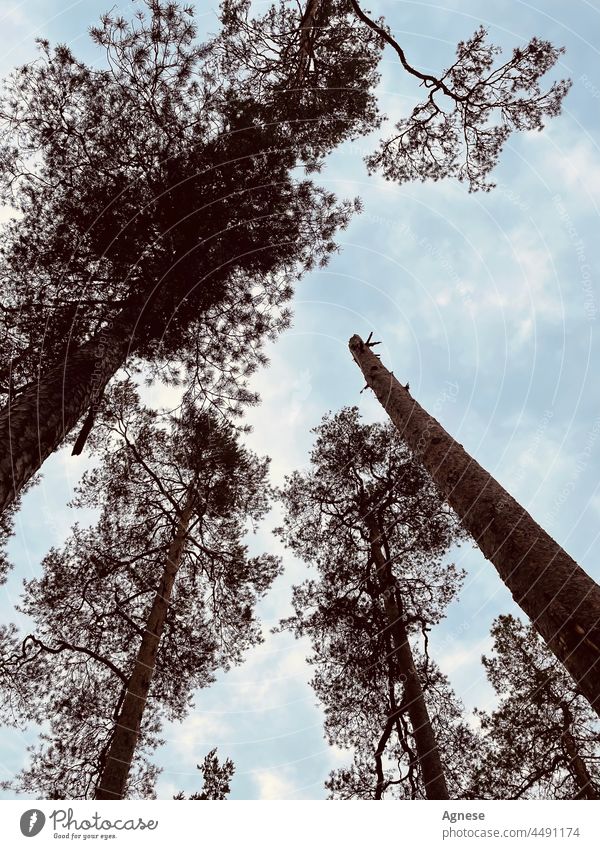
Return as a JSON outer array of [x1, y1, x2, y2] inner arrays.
[[349, 334, 600, 717], [0, 314, 135, 516], [560, 703, 599, 800], [367, 516, 450, 799], [95, 493, 195, 800], [0, 275, 182, 515], [296, 0, 322, 84]]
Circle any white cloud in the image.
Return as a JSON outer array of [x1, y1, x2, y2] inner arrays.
[[241, 349, 321, 484], [253, 768, 296, 800], [437, 635, 491, 678], [154, 778, 180, 800], [327, 743, 353, 765], [171, 713, 230, 757], [208, 633, 312, 716], [552, 140, 600, 200], [0, 5, 26, 25]]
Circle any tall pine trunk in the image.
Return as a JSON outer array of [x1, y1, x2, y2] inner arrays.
[[0, 315, 135, 516], [349, 334, 600, 717], [560, 703, 599, 800], [95, 492, 195, 800], [367, 515, 450, 799]]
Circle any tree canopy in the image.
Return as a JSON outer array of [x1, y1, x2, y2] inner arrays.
[[0, 383, 279, 798], [473, 615, 600, 800], [173, 748, 235, 800], [276, 407, 478, 798], [0, 0, 380, 408], [0, 0, 584, 804], [0, 0, 570, 517]]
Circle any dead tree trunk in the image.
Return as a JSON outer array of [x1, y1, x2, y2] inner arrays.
[[367, 516, 450, 799], [349, 334, 600, 718], [95, 492, 195, 800]]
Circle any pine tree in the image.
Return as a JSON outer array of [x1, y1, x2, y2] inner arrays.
[[0, 0, 379, 514], [349, 334, 600, 718], [276, 407, 477, 799], [0, 0, 570, 515], [325, 658, 478, 800], [173, 749, 235, 800], [230, 0, 570, 191], [0, 383, 280, 799], [472, 615, 600, 800]]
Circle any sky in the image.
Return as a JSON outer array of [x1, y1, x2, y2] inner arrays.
[[1, 0, 600, 800]]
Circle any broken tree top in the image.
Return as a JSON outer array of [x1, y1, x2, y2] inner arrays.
[[348, 332, 600, 717]]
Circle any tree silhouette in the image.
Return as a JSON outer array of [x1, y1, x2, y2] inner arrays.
[[472, 615, 600, 800], [325, 657, 479, 799], [0, 0, 378, 514], [348, 1, 570, 191], [227, 0, 570, 191], [0, 0, 570, 516], [276, 407, 476, 798], [173, 748, 235, 800], [0, 383, 280, 799]]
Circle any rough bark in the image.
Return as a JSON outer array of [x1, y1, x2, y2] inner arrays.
[[296, 0, 322, 84], [560, 703, 599, 800], [95, 493, 195, 800], [367, 515, 450, 800], [349, 334, 600, 717], [0, 312, 136, 516]]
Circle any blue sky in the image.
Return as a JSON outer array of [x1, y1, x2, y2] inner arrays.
[[1, 0, 600, 799]]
